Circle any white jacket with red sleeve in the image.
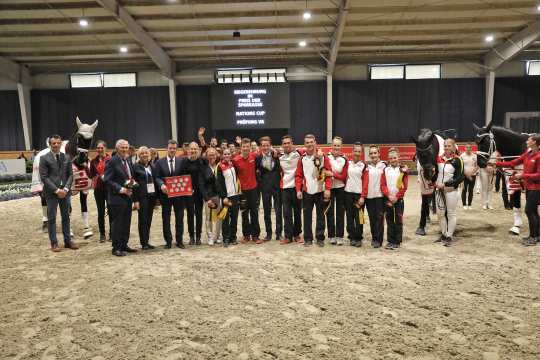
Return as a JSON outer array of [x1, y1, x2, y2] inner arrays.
[[295, 151, 333, 194]]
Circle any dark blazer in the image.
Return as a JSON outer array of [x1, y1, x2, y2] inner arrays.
[[255, 152, 281, 192], [154, 156, 187, 198], [104, 154, 134, 206], [39, 151, 73, 197], [132, 162, 157, 202]]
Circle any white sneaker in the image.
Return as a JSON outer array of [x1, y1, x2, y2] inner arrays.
[[463, 205, 468, 210], [509, 226, 520, 235], [488, 205, 494, 210], [467, 205, 472, 210], [329, 237, 337, 245], [208, 238, 215, 246], [336, 237, 344, 246], [215, 237, 223, 244], [482, 205, 488, 210]]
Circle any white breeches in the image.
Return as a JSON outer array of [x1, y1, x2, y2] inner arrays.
[[437, 190, 459, 237], [479, 168, 493, 207], [204, 207, 222, 242]]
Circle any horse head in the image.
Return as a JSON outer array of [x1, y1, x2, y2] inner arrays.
[[412, 128, 438, 182], [473, 121, 495, 168], [67, 116, 98, 165]]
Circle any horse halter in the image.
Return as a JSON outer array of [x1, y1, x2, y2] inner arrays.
[[475, 131, 496, 161]]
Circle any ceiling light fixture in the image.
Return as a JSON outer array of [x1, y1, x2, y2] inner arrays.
[[79, 19, 88, 27], [485, 35, 494, 43], [299, 40, 307, 47], [537, 5, 540, 11], [303, 11, 312, 20], [119, 46, 128, 53]]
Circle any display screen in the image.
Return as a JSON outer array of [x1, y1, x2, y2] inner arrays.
[[211, 83, 290, 130]]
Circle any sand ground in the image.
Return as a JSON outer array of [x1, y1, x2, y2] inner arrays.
[[0, 176, 539, 360]]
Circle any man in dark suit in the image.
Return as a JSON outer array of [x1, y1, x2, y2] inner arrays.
[[256, 136, 282, 241], [104, 139, 137, 257], [39, 134, 78, 252], [155, 139, 187, 248]]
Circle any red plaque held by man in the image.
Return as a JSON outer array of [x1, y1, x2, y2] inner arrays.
[[165, 175, 193, 197]]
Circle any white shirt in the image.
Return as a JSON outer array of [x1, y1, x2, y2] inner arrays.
[[328, 153, 347, 189], [300, 153, 324, 195], [279, 150, 301, 189], [436, 156, 456, 187], [366, 161, 386, 199], [344, 160, 365, 194], [460, 152, 477, 175], [384, 165, 402, 197]]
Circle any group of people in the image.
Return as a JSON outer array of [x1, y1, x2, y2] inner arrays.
[[38, 129, 540, 256]]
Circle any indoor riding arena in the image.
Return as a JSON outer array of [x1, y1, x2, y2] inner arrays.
[[1, 1, 540, 360]]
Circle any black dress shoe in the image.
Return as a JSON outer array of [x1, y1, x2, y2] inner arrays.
[[146, 244, 155, 249], [275, 234, 282, 241], [164, 243, 172, 249], [316, 240, 324, 247], [372, 241, 381, 248], [189, 237, 195, 245], [112, 250, 126, 257], [304, 240, 313, 246], [124, 246, 138, 253], [99, 234, 106, 243], [264, 235, 272, 241], [195, 236, 201, 245], [176, 242, 185, 249], [142, 245, 150, 250]]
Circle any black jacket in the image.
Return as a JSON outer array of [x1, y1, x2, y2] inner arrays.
[[154, 156, 188, 199], [443, 157, 465, 189], [255, 152, 281, 192], [132, 162, 157, 202], [104, 154, 135, 206]]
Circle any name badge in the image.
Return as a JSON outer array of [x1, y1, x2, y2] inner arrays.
[[147, 183, 155, 194]]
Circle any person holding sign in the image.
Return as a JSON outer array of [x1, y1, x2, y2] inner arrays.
[[132, 146, 157, 250], [154, 140, 187, 249]]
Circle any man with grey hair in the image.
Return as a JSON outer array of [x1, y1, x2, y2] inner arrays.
[[104, 139, 137, 256]]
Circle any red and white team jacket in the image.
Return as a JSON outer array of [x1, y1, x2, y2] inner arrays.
[[279, 149, 304, 189], [295, 151, 333, 194], [363, 161, 387, 199], [328, 153, 348, 189], [381, 165, 409, 200], [344, 159, 367, 196]]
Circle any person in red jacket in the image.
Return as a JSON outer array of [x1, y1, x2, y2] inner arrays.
[[381, 148, 408, 250], [233, 138, 261, 244], [497, 134, 540, 246], [295, 134, 332, 247], [327, 136, 349, 245], [89, 140, 111, 242]]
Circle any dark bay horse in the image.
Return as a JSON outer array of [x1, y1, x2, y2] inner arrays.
[[473, 122, 528, 168]]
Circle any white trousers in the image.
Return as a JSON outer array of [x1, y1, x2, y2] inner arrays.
[[437, 190, 459, 237], [479, 168, 493, 207], [204, 206, 222, 243]]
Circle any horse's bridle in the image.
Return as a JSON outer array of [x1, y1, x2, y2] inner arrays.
[[475, 131, 496, 161]]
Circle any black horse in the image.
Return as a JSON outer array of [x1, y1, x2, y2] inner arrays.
[[473, 122, 528, 168], [412, 128, 457, 183]]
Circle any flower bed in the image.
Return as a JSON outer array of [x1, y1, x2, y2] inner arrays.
[[0, 182, 33, 202]]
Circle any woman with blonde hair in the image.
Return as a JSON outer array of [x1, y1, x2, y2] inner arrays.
[[435, 138, 465, 246], [132, 146, 157, 250]]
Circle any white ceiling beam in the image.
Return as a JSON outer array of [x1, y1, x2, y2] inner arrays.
[[484, 19, 540, 71], [327, 0, 350, 75], [96, 0, 175, 78], [0, 56, 31, 85]]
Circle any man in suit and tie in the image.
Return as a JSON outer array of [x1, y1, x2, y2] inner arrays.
[[155, 139, 187, 248], [39, 134, 78, 252], [104, 139, 137, 257]]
